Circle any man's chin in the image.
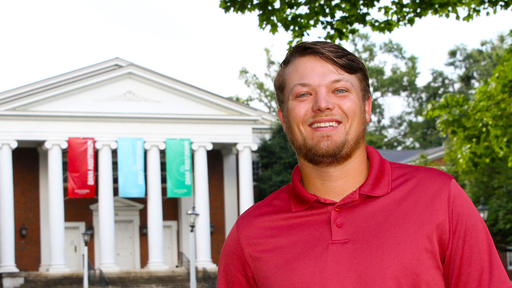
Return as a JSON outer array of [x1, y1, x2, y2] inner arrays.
[[294, 139, 365, 168]]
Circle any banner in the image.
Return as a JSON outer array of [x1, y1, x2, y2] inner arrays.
[[68, 138, 96, 198], [166, 139, 193, 197], [118, 138, 146, 198]]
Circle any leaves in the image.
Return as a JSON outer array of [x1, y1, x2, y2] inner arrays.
[[220, 0, 512, 44], [233, 48, 279, 115], [428, 32, 512, 243], [255, 123, 298, 201]]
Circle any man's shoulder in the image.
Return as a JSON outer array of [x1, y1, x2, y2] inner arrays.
[[389, 161, 454, 182], [236, 184, 292, 226]]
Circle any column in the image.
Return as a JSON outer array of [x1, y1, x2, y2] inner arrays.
[[95, 141, 120, 271], [38, 147, 50, 271], [144, 141, 168, 270], [236, 143, 258, 214], [0, 140, 19, 272], [44, 140, 69, 272], [191, 142, 216, 268], [221, 147, 238, 238]]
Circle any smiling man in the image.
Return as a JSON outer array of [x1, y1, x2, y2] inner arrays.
[[217, 41, 511, 288]]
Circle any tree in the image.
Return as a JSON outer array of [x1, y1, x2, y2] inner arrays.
[[230, 48, 279, 115], [255, 123, 297, 201], [427, 32, 512, 243], [220, 0, 511, 43]]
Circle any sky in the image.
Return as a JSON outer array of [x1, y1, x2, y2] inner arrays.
[[0, 1, 511, 116]]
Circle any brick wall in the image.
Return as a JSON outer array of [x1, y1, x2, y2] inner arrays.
[[208, 150, 225, 265], [11, 147, 226, 271], [13, 148, 41, 272]]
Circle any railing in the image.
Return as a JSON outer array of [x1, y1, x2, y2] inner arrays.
[[201, 267, 217, 288], [87, 260, 111, 288], [180, 252, 190, 272], [179, 252, 217, 288]]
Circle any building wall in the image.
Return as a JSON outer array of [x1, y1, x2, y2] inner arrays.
[[13, 148, 41, 272], [208, 150, 225, 265], [11, 147, 227, 271], [498, 250, 512, 279], [64, 198, 97, 264]]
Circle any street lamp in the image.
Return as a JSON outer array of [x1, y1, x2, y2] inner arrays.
[[187, 207, 199, 288], [82, 229, 92, 288], [477, 197, 489, 221]]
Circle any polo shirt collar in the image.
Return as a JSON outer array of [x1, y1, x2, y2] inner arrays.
[[289, 145, 392, 212]]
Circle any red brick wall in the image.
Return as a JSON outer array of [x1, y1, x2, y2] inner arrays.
[[208, 150, 225, 265], [13, 148, 41, 272], [11, 147, 225, 271], [498, 250, 512, 279]]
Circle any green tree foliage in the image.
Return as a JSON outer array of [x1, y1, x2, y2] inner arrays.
[[255, 123, 298, 201], [219, 0, 511, 43], [446, 34, 511, 95], [230, 48, 279, 115], [427, 33, 512, 243]]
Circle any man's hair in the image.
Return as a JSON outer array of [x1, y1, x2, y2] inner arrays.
[[274, 41, 371, 111]]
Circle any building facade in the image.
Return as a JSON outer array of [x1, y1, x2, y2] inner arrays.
[[0, 58, 273, 273]]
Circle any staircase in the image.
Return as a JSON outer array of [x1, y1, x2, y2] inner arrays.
[[2, 269, 216, 288]]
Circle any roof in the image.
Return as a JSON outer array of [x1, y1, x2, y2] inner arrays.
[[377, 146, 445, 164]]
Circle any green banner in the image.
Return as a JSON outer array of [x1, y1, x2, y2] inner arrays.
[[166, 139, 193, 197]]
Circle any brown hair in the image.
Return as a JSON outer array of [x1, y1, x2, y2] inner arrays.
[[274, 41, 371, 111]]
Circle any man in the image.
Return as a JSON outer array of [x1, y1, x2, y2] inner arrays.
[[217, 41, 511, 287]]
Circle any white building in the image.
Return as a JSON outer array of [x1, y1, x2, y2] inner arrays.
[[0, 58, 273, 274]]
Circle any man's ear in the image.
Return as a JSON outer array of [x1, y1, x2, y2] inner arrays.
[[365, 97, 372, 124], [278, 108, 287, 132]]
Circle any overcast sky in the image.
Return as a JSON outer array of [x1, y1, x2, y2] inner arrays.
[[1, 1, 511, 114]]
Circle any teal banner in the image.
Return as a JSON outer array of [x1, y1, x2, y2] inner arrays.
[[118, 138, 146, 198], [166, 139, 193, 197]]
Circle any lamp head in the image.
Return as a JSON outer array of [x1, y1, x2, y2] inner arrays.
[[477, 197, 489, 221], [187, 207, 200, 230], [82, 230, 92, 244]]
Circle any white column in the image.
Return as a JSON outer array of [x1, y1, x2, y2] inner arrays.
[[191, 142, 216, 269], [221, 147, 238, 238], [44, 140, 69, 272], [95, 141, 120, 271], [144, 141, 168, 270], [236, 143, 258, 214], [38, 147, 50, 271], [0, 140, 19, 273], [178, 197, 193, 261]]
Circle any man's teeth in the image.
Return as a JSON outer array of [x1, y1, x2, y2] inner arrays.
[[311, 122, 339, 128]]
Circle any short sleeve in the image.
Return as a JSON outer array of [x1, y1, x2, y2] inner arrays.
[[443, 180, 512, 287], [217, 223, 257, 288]]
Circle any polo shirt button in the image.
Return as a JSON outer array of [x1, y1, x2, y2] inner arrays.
[[336, 222, 343, 228], [334, 206, 340, 211]]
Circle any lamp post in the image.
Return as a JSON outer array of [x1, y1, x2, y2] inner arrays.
[[477, 197, 489, 222], [82, 230, 92, 288], [187, 207, 199, 288]]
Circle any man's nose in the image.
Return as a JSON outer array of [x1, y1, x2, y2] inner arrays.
[[312, 90, 334, 112]]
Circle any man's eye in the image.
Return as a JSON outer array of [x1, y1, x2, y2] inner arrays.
[[335, 88, 346, 94], [296, 93, 309, 98]]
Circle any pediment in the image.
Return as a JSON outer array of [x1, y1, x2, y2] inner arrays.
[[11, 74, 242, 116], [89, 197, 144, 211], [0, 60, 274, 124]]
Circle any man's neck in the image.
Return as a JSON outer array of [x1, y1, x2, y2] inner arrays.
[[298, 146, 369, 202]]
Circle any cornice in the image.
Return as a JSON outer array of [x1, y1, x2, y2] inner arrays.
[[0, 111, 265, 124]]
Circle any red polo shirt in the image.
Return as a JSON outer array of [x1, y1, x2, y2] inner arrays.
[[218, 146, 511, 288]]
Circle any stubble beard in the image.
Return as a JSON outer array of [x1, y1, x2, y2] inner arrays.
[[284, 112, 367, 168]]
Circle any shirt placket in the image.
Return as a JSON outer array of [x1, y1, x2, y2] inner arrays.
[[331, 204, 349, 243]]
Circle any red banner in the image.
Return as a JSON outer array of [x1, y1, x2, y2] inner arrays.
[[68, 138, 96, 198]]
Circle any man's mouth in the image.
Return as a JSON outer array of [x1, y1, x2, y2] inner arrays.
[[310, 121, 340, 129]]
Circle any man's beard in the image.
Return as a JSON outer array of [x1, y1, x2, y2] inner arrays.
[[283, 114, 366, 168]]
